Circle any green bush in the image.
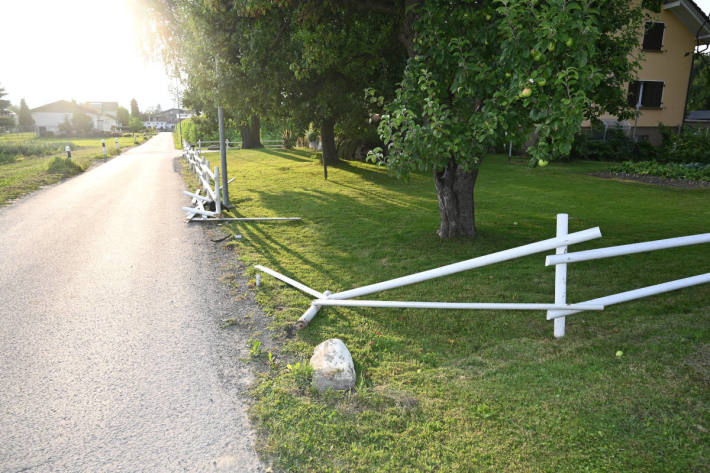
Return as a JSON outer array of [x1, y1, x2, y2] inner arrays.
[[659, 126, 710, 164], [47, 157, 82, 176], [0, 141, 75, 157], [0, 152, 15, 164], [281, 128, 296, 149], [610, 160, 710, 182], [569, 130, 656, 162]]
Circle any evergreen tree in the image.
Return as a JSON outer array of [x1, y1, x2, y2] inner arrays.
[[0, 85, 14, 129], [18, 99, 34, 129], [130, 98, 141, 118]]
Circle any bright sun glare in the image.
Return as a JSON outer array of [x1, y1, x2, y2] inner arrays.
[[0, 0, 173, 110]]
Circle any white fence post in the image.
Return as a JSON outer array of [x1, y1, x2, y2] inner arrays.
[[552, 213, 568, 338], [214, 166, 222, 216]]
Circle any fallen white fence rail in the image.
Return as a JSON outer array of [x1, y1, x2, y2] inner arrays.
[[254, 213, 709, 337]]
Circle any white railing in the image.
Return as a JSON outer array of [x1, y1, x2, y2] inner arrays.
[[181, 146, 225, 219], [254, 214, 709, 337], [180, 145, 302, 223], [193, 139, 284, 150]]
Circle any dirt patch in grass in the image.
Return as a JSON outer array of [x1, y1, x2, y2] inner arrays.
[[590, 172, 710, 188]]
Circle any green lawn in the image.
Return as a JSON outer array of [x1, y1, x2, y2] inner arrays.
[[208, 149, 708, 472], [0, 135, 142, 205]]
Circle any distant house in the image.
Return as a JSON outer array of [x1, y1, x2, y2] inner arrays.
[[143, 108, 193, 131], [583, 0, 710, 144], [31, 100, 118, 135]]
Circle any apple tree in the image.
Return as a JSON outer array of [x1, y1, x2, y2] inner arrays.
[[370, 0, 643, 238]]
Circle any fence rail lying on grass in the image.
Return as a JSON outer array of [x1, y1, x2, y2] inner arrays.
[[255, 214, 709, 338], [180, 146, 302, 223]]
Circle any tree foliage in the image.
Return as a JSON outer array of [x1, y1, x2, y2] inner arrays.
[[72, 112, 93, 136], [367, 0, 643, 237], [130, 98, 141, 118], [0, 85, 14, 129], [117, 106, 130, 128], [688, 52, 710, 111], [372, 0, 643, 175], [18, 99, 34, 128]]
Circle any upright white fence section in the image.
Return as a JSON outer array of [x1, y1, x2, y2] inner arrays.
[[254, 214, 709, 337]]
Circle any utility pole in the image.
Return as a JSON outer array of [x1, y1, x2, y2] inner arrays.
[[215, 57, 230, 208]]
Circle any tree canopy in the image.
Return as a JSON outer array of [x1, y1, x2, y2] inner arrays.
[[18, 99, 34, 128], [0, 85, 14, 129], [144, 0, 645, 238]]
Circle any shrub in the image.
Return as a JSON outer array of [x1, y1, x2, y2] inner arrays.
[[47, 157, 82, 176], [0, 141, 75, 157], [304, 122, 319, 144], [569, 130, 656, 162], [0, 152, 15, 164], [281, 128, 296, 149], [610, 160, 710, 182], [659, 125, 710, 164]]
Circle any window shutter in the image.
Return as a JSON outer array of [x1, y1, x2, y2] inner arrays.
[[641, 82, 664, 108], [627, 81, 641, 107], [642, 22, 664, 51]]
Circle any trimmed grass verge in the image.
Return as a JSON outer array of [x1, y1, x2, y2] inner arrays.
[[212, 149, 709, 472]]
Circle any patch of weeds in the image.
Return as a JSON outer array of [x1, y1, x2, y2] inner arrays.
[[47, 157, 82, 176], [249, 337, 263, 358], [286, 361, 313, 390]]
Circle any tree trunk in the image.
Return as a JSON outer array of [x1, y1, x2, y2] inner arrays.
[[433, 158, 478, 239], [240, 115, 263, 149], [321, 118, 338, 164]]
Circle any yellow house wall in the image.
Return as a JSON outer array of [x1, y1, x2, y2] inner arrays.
[[587, 5, 697, 128], [635, 8, 696, 127]]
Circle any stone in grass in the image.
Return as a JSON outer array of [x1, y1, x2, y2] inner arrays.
[[310, 338, 356, 392]]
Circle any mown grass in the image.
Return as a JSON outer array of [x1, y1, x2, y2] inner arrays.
[[210, 148, 709, 473], [0, 136, 141, 205]]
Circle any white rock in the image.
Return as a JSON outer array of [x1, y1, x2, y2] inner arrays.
[[310, 338, 356, 391]]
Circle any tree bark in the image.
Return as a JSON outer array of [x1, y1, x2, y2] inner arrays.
[[321, 118, 338, 164], [433, 158, 478, 239], [240, 115, 263, 149]]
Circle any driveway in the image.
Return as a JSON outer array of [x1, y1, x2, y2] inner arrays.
[[0, 133, 265, 472]]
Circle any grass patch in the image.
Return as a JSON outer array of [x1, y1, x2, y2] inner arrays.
[[211, 149, 709, 472], [0, 135, 141, 205]]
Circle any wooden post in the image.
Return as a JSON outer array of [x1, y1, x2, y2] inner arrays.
[[553, 213, 568, 338]]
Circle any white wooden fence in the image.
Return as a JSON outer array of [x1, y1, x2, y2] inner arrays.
[[181, 146, 227, 220], [194, 139, 283, 150], [255, 214, 709, 337], [181, 145, 302, 223]]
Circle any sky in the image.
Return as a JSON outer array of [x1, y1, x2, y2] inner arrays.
[[0, 0, 175, 112], [1, 0, 709, 113]]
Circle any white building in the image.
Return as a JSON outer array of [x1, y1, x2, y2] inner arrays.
[[31, 100, 118, 135]]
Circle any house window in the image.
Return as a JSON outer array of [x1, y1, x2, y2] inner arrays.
[[627, 81, 664, 108], [642, 22, 664, 51]]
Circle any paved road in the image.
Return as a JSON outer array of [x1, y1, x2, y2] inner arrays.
[[0, 134, 265, 472]]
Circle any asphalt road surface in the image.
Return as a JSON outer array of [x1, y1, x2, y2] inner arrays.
[[0, 133, 265, 472]]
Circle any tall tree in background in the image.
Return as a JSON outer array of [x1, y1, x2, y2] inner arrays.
[[18, 99, 35, 129], [688, 52, 710, 111], [117, 106, 130, 129], [143, 0, 405, 159], [370, 0, 644, 238], [0, 85, 14, 129], [130, 98, 141, 118], [72, 112, 94, 136]]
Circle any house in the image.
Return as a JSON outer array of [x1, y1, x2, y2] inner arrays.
[[584, 0, 710, 145], [143, 108, 193, 131], [31, 100, 118, 135]]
